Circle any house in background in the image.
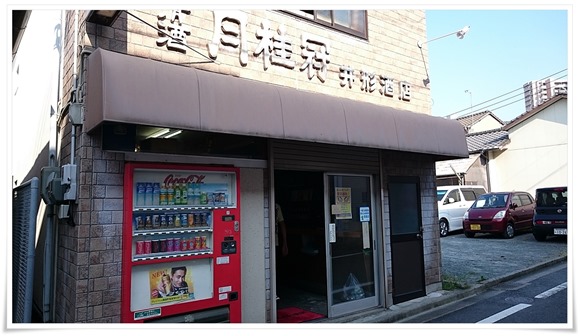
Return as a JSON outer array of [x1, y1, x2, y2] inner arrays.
[[490, 94, 568, 193], [436, 94, 568, 194], [436, 110, 507, 189], [455, 110, 504, 134]]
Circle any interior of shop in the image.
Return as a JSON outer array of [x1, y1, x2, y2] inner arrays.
[[274, 170, 327, 320]]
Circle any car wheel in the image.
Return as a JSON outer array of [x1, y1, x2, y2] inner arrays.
[[439, 219, 449, 237], [533, 232, 547, 241], [464, 231, 475, 238], [503, 223, 515, 239]]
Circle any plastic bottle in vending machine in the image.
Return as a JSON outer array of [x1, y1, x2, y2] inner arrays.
[[136, 183, 145, 206], [181, 183, 188, 205], [145, 183, 153, 206], [187, 183, 194, 205], [174, 182, 182, 205], [159, 183, 168, 206], [152, 183, 160, 206], [167, 183, 175, 205]]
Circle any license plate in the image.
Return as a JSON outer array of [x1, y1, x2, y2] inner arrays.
[[554, 228, 567, 235], [470, 224, 481, 231]]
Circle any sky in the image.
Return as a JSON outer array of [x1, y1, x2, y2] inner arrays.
[[424, 8, 569, 122]]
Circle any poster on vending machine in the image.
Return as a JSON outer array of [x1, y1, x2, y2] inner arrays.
[[149, 265, 195, 305]]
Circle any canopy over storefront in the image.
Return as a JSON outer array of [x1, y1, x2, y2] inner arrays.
[[86, 48, 468, 160]]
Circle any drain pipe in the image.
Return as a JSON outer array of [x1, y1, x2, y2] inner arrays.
[[42, 9, 67, 323]]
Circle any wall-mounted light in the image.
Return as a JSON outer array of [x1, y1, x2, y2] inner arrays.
[[417, 25, 470, 86], [87, 10, 122, 26], [417, 25, 470, 49]]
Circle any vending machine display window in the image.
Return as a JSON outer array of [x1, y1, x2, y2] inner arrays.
[[122, 163, 241, 323]]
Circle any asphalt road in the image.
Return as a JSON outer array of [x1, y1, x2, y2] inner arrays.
[[441, 230, 568, 287]]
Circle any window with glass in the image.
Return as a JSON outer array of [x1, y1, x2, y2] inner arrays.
[[285, 10, 368, 39]]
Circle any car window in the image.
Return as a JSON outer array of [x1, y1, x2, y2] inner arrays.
[[474, 193, 507, 208], [519, 193, 533, 206], [436, 189, 448, 201], [512, 195, 523, 207], [461, 189, 477, 201], [473, 188, 486, 197], [446, 189, 460, 204]]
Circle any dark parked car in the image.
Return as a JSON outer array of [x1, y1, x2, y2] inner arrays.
[[462, 191, 535, 239], [532, 186, 567, 241]]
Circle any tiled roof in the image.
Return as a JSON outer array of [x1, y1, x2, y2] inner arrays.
[[455, 110, 505, 129], [465, 128, 510, 153]]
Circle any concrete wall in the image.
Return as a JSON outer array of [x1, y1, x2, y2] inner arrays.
[[240, 168, 267, 322]]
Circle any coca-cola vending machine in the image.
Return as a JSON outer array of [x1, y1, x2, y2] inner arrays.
[[121, 162, 241, 323]]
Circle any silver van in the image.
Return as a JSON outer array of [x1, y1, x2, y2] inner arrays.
[[437, 185, 487, 237]]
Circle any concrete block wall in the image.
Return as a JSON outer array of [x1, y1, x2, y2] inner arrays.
[[55, 121, 125, 322]]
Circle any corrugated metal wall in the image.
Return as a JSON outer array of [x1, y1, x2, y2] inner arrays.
[[12, 177, 39, 323], [272, 140, 380, 174]]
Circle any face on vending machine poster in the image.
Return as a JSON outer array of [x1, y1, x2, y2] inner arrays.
[[149, 265, 195, 305]]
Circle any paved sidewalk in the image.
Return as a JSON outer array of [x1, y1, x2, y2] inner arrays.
[[319, 232, 568, 323]]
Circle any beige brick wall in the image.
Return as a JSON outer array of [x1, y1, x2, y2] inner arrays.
[[83, 9, 431, 116]]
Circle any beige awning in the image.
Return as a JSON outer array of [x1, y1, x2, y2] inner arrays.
[[85, 48, 468, 160]]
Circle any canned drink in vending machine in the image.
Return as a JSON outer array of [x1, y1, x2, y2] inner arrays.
[[188, 238, 195, 251], [136, 240, 144, 255], [135, 215, 144, 230], [145, 216, 152, 229], [160, 239, 167, 253], [160, 215, 167, 228], [200, 236, 207, 249], [144, 240, 152, 254], [166, 238, 174, 252], [181, 239, 188, 251], [151, 240, 160, 253], [152, 215, 160, 229], [181, 214, 188, 228], [194, 236, 201, 250], [174, 238, 181, 252]]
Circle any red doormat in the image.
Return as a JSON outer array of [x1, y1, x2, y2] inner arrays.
[[277, 307, 325, 323]]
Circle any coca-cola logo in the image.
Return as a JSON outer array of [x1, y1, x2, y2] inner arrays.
[[163, 174, 206, 186]]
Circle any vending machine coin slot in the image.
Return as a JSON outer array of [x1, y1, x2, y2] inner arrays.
[[222, 215, 235, 222], [221, 236, 237, 254]]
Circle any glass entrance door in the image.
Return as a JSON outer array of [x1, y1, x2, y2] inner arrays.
[[325, 174, 379, 317]]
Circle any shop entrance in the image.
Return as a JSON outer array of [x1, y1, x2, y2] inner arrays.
[[274, 170, 380, 321], [274, 170, 327, 319]]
